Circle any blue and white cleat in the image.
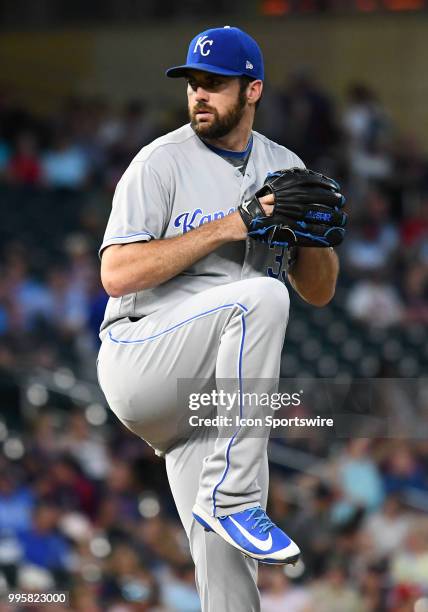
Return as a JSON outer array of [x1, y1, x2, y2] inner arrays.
[[192, 504, 301, 565]]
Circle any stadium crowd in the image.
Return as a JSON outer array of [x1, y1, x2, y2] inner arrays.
[[0, 72, 427, 375], [1, 409, 428, 611], [0, 71, 427, 611]]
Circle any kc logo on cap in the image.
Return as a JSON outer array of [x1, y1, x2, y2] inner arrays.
[[166, 26, 264, 81], [194, 35, 214, 57]]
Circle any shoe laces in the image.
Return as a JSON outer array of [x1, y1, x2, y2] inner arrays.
[[246, 507, 275, 533]]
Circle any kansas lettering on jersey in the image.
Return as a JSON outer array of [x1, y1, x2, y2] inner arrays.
[[174, 207, 236, 233], [99, 124, 304, 333]]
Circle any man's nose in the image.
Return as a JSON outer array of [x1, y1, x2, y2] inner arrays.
[[194, 86, 209, 102]]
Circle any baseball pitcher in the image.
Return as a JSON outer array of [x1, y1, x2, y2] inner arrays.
[[97, 26, 346, 612]]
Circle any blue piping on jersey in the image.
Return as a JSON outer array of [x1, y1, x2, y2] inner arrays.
[[108, 302, 248, 344], [106, 231, 154, 240], [211, 310, 246, 517], [107, 301, 249, 518]]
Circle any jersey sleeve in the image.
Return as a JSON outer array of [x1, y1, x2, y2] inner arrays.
[[290, 151, 306, 170], [99, 159, 170, 257]]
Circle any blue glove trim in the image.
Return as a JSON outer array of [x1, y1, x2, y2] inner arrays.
[[248, 224, 277, 237], [294, 230, 331, 246]]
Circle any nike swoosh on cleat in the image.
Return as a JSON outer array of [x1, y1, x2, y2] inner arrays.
[[228, 516, 273, 552]]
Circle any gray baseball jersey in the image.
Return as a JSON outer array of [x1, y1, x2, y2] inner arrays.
[[97, 124, 304, 612], [99, 123, 304, 333]]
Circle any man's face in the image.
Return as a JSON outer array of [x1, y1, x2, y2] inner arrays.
[[186, 70, 247, 139]]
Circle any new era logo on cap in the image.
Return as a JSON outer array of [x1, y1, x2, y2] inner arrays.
[[166, 26, 264, 81]]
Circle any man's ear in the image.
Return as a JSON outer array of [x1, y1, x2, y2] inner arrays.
[[247, 80, 263, 106]]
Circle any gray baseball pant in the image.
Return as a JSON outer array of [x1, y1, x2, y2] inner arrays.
[[97, 277, 290, 612]]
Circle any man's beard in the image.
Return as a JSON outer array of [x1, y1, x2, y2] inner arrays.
[[190, 90, 247, 140]]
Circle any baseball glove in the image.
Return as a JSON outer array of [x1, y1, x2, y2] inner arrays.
[[238, 168, 347, 248]]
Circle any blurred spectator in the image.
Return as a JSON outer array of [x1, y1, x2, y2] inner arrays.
[[59, 409, 110, 480], [5, 248, 51, 332], [343, 84, 392, 182], [343, 85, 378, 150], [88, 286, 110, 347], [65, 233, 98, 296], [0, 139, 11, 176], [344, 187, 399, 274], [310, 564, 364, 612], [5, 131, 42, 185], [0, 470, 34, 532], [100, 542, 162, 610], [329, 439, 384, 524], [0, 269, 18, 335], [358, 563, 389, 612], [59, 96, 107, 182], [361, 495, 411, 562], [392, 133, 428, 215], [99, 459, 141, 526], [260, 566, 314, 611], [160, 562, 201, 612], [382, 445, 428, 497], [401, 197, 428, 262], [279, 68, 339, 166], [30, 411, 61, 458], [346, 274, 403, 328], [137, 516, 190, 567], [16, 503, 72, 573], [110, 99, 157, 157], [45, 265, 88, 335], [36, 455, 97, 517], [42, 130, 90, 189], [390, 522, 428, 590], [70, 584, 103, 612], [401, 262, 428, 324], [288, 481, 335, 576], [388, 583, 423, 612]]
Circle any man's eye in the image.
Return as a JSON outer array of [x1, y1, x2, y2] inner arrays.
[[187, 78, 223, 90]]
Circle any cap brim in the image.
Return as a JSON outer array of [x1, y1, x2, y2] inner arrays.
[[166, 63, 243, 78]]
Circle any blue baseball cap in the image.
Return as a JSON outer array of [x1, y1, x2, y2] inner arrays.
[[166, 26, 264, 81]]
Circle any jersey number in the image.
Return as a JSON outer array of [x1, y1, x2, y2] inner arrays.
[[267, 246, 287, 283]]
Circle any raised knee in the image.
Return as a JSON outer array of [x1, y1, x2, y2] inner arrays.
[[246, 277, 290, 316]]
